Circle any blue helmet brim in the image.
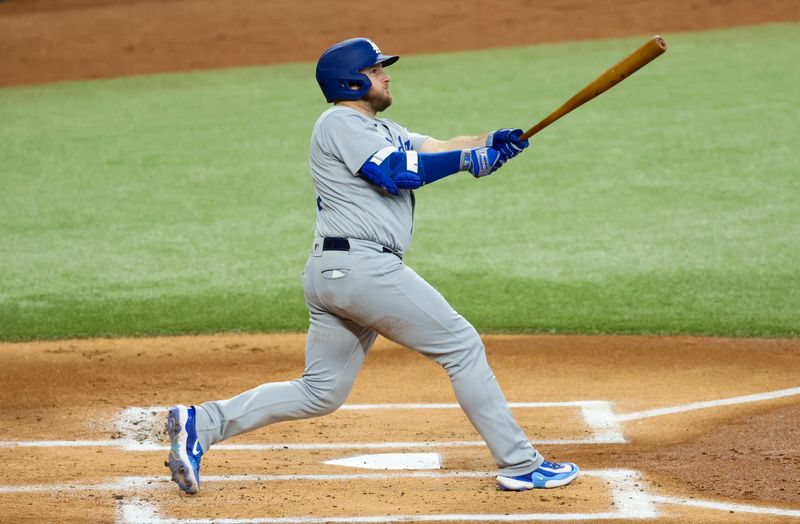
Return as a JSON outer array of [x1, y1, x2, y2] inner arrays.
[[377, 55, 399, 68]]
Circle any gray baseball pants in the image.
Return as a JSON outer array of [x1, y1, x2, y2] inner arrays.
[[195, 238, 542, 476]]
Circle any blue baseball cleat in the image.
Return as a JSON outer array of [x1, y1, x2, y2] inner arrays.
[[165, 405, 203, 494], [496, 460, 580, 490]]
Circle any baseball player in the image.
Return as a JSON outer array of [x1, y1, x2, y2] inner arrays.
[[166, 37, 579, 495]]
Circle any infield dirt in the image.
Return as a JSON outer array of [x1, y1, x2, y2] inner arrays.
[[1, 335, 800, 522], [1, 0, 799, 521], [1, 0, 800, 86]]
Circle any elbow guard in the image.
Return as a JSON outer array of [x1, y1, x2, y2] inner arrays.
[[360, 147, 466, 194], [360, 147, 424, 195]]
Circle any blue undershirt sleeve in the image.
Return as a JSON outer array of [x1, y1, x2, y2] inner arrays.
[[418, 150, 465, 186]]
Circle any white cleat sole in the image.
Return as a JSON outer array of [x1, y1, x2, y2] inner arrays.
[[166, 406, 199, 494], [496, 465, 580, 491]]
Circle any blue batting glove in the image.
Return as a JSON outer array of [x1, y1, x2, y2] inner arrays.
[[487, 128, 530, 159], [461, 147, 501, 178]]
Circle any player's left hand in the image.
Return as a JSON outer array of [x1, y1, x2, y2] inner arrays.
[[486, 128, 529, 159], [461, 147, 502, 178]]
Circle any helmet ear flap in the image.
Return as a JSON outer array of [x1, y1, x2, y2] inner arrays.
[[324, 73, 370, 102], [340, 79, 362, 91]]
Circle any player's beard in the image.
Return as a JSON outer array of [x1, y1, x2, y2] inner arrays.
[[364, 85, 392, 113]]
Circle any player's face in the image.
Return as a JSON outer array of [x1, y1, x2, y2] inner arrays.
[[361, 63, 392, 113]]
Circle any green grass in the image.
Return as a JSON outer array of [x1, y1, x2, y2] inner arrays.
[[1, 23, 799, 340]]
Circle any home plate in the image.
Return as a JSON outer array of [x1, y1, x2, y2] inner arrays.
[[323, 452, 442, 470]]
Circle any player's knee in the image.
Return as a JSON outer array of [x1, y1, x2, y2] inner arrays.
[[301, 379, 350, 416], [311, 391, 348, 416], [440, 336, 486, 377]]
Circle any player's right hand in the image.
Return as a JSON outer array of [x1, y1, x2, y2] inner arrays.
[[487, 128, 530, 159], [461, 147, 501, 178]]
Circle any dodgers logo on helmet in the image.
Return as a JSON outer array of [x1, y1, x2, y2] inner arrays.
[[366, 39, 381, 55], [315, 37, 399, 103]]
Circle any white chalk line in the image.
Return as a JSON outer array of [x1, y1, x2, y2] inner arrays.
[[0, 469, 603, 494], [617, 386, 800, 421], [0, 439, 124, 448], [118, 510, 632, 523], [341, 401, 610, 409], [0, 476, 155, 494], [0, 471, 488, 494], [0, 437, 611, 452], [0, 400, 624, 451], [119, 509, 631, 523], [118, 496, 800, 524], [115, 469, 654, 523], [4, 468, 799, 521], [652, 496, 800, 518], [112, 474, 800, 523], [113, 401, 624, 447], [4, 387, 799, 451]]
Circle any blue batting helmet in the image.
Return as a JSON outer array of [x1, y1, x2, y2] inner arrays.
[[315, 38, 399, 103]]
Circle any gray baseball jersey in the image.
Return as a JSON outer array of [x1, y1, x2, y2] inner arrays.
[[194, 105, 543, 478], [310, 106, 429, 255]]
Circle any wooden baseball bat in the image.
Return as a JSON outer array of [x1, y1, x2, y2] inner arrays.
[[519, 35, 667, 141]]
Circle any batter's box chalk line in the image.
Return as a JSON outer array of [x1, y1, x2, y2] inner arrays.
[[115, 469, 656, 523], [109, 400, 625, 452], [113, 470, 800, 522], [1, 386, 798, 451], [97, 387, 800, 450], [1, 470, 798, 521]]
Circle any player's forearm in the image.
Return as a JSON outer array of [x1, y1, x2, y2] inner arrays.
[[419, 134, 489, 153]]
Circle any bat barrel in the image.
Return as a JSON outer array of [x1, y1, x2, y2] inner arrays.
[[519, 35, 667, 141]]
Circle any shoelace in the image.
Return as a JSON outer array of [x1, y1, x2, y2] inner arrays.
[[538, 460, 563, 470]]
